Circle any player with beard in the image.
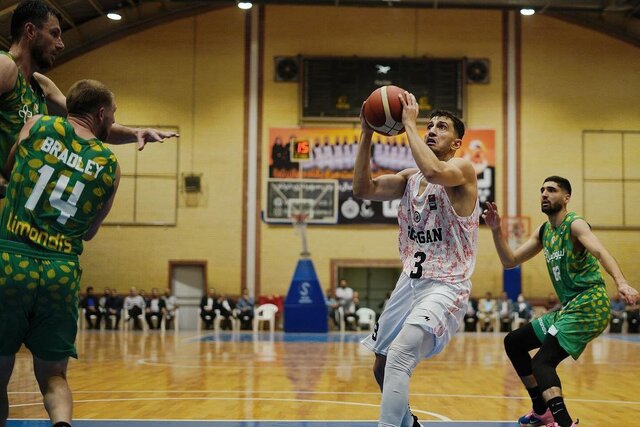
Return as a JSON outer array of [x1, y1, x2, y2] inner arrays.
[[0, 0, 176, 185], [483, 176, 638, 427], [0, 79, 121, 427]]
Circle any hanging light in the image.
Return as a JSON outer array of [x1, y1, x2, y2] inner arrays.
[[520, 8, 535, 16], [106, 12, 122, 20], [237, 2, 253, 9]]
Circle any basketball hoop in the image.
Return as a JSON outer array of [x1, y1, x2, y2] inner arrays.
[[504, 216, 531, 250]]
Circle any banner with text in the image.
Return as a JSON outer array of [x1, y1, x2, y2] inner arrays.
[[268, 127, 495, 225]]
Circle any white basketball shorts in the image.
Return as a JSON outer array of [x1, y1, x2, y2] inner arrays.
[[361, 272, 470, 359]]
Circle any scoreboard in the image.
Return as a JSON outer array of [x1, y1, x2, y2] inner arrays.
[[301, 56, 464, 121]]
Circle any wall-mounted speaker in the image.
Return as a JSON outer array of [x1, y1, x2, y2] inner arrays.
[[183, 174, 201, 193], [274, 56, 299, 82], [466, 59, 490, 84]]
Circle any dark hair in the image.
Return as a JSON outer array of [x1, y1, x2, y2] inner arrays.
[[66, 79, 114, 116], [429, 110, 465, 140], [10, 0, 59, 41], [543, 176, 572, 195]]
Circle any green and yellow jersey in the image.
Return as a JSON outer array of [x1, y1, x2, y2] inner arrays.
[[0, 115, 118, 256], [541, 212, 605, 305], [0, 51, 48, 166]]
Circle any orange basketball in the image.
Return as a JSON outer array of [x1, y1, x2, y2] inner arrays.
[[363, 85, 405, 136]]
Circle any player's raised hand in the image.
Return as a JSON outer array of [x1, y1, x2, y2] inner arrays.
[[618, 283, 639, 305], [482, 202, 501, 230], [398, 91, 418, 127], [136, 128, 179, 151]]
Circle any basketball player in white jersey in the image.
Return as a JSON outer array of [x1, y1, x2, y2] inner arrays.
[[353, 91, 480, 427]]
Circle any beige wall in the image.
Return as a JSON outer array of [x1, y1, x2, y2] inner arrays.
[[47, 6, 639, 299]]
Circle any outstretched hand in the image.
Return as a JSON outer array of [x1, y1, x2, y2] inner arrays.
[[398, 91, 418, 127], [618, 283, 639, 305], [482, 202, 501, 230], [136, 128, 179, 151]]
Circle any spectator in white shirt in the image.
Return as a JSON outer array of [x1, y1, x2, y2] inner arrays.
[[123, 287, 146, 330], [145, 288, 166, 330]]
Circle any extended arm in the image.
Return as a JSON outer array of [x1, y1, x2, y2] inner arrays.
[[34, 73, 179, 150], [572, 219, 639, 304], [482, 202, 543, 269], [399, 92, 476, 188], [352, 103, 412, 201]]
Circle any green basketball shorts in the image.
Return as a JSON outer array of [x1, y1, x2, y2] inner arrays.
[[0, 240, 81, 361], [532, 284, 611, 360]]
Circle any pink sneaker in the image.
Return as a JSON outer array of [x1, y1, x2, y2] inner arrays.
[[519, 408, 554, 426], [546, 419, 579, 427]]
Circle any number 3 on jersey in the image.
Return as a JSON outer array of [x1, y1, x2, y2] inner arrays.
[[410, 251, 427, 278], [25, 164, 85, 225]]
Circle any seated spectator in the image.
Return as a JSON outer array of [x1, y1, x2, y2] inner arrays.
[[626, 300, 639, 333], [123, 287, 146, 330], [545, 292, 562, 312], [514, 293, 533, 324], [99, 287, 110, 316], [217, 294, 235, 330], [236, 288, 255, 330], [162, 288, 179, 330], [145, 288, 166, 330], [105, 288, 123, 329], [335, 279, 354, 311], [325, 288, 340, 329], [477, 291, 497, 332], [497, 292, 514, 332], [80, 286, 102, 330], [344, 290, 360, 330], [200, 288, 217, 330], [464, 296, 479, 332], [608, 292, 626, 333]]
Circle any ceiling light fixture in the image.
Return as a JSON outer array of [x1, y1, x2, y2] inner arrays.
[[107, 12, 122, 21], [520, 8, 535, 16], [237, 2, 253, 10]]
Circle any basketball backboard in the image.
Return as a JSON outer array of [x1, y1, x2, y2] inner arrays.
[[264, 178, 338, 224]]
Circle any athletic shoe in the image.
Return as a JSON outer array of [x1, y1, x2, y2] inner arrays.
[[519, 408, 554, 426], [412, 414, 423, 427], [546, 419, 579, 427]]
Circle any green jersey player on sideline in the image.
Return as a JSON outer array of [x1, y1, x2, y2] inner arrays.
[[0, 79, 121, 427]]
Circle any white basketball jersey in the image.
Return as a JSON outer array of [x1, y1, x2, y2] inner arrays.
[[397, 171, 480, 283]]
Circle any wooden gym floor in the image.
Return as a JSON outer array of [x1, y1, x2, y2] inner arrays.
[[6, 329, 639, 426]]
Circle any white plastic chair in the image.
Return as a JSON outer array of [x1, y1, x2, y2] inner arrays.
[[78, 308, 100, 330], [355, 307, 376, 331], [164, 308, 179, 331], [253, 303, 278, 333]]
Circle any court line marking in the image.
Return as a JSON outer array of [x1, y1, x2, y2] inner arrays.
[[8, 389, 640, 405], [8, 397, 450, 420], [134, 358, 640, 368], [8, 418, 521, 423]]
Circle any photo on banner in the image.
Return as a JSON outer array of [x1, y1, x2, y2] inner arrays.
[[268, 127, 495, 225]]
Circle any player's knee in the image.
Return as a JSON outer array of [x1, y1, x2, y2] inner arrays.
[[503, 330, 520, 356], [386, 342, 420, 377]]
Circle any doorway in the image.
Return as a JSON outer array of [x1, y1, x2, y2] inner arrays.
[[331, 259, 401, 317], [168, 260, 207, 330]]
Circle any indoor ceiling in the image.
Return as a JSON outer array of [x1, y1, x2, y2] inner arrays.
[[0, 0, 638, 67]]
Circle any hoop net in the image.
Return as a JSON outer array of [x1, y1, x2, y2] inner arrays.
[[503, 216, 531, 250]]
